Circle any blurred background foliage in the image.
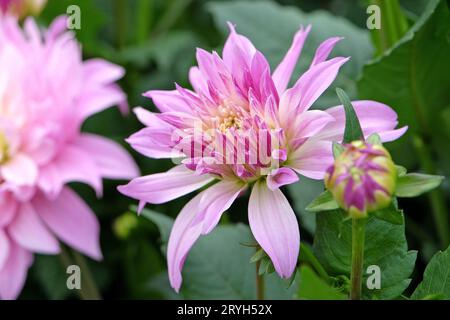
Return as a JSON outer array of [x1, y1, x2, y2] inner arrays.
[[20, 0, 449, 299]]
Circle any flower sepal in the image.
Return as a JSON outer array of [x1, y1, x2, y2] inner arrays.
[[306, 190, 339, 212], [249, 248, 275, 276]]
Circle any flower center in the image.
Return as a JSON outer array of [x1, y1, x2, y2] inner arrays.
[[218, 115, 243, 132], [0, 131, 10, 164], [214, 103, 244, 132]]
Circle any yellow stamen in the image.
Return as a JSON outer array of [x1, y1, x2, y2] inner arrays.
[[0, 131, 10, 164], [216, 103, 243, 132]]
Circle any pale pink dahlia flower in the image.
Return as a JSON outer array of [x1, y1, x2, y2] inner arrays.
[[0, 16, 138, 299], [119, 23, 406, 292]]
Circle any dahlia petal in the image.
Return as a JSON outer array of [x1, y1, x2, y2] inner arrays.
[[8, 203, 60, 254], [132, 107, 177, 129], [118, 165, 214, 205], [157, 110, 198, 129], [0, 0, 10, 12], [37, 145, 103, 198], [317, 100, 408, 142], [272, 25, 311, 94], [143, 90, 191, 113], [45, 15, 67, 42], [292, 57, 349, 112], [133, 107, 154, 127], [267, 167, 299, 190], [22, 127, 57, 165], [1, 153, 38, 186], [126, 127, 181, 159], [0, 193, 17, 227], [278, 86, 302, 127], [83, 58, 125, 85], [0, 230, 10, 271], [223, 22, 256, 70], [189, 66, 209, 96], [167, 180, 245, 291], [23, 18, 41, 46], [289, 140, 333, 179], [79, 86, 127, 119], [248, 181, 299, 278], [291, 110, 335, 142], [114, 84, 130, 115], [33, 187, 102, 260], [196, 49, 230, 94], [377, 127, 408, 142], [74, 133, 139, 180], [311, 37, 343, 66], [251, 52, 279, 104], [0, 240, 33, 300]]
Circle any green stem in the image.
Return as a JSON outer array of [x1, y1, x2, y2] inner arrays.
[[114, 0, 128, 49], [350, 218, 367, 300], [299, 242, 329, 282], [72, 250, 102, 300], [135, 0, 153, 44], [59, 246, 101, 300], [255, 257, 265, 300], [413, 136, 449, 248]]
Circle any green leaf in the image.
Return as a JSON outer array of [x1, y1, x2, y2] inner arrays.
[[208, 0, 373, 108], [395, 173, 444, 197], [146, 272, 182, 300], [336, 88, 364, 143], [180, 224, 294, 299], [306, 190, 339, 212], [124, 240, 165, 299], [313, 210, 417, 299], [357, 0, 450, 172], [419, 293, 446, 300], [412, 245, 450, 299], [149, 31, 200, 72], [141, 210, 296, 299], [297, 265, 347, 300], [370, 202, 404, 225]]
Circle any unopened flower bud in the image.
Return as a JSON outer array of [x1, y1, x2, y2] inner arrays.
[[113, 212, 139, 240], [325, 140, 396, 218]]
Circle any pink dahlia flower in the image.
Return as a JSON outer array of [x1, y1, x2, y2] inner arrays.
[[0, 16, 138, 299], [119, 23, 406, 292]]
